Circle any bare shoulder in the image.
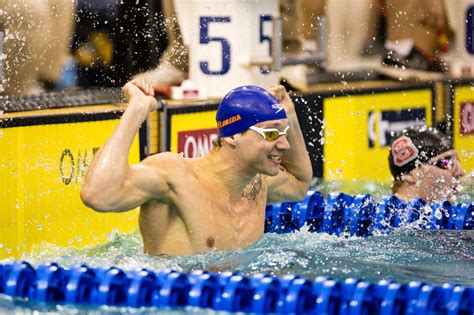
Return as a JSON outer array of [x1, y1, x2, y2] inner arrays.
[[139, 152, 190, 177], [142, 152, 185, 167]]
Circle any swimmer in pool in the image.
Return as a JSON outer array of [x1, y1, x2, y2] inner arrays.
[[388, 125, 465, 203], [81, 79, 312, 255]]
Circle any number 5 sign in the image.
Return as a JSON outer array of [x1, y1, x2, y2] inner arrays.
[[175, 0, 280, 98]]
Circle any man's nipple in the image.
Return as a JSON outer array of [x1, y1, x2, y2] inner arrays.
[[206, 237, 215, 248]]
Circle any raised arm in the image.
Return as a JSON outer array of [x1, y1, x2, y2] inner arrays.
[[266, 86, 313, 204], [81, 79, 169, 212]]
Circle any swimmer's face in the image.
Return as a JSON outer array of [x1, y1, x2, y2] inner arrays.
[[411, 150, 465, 202], [240, 119, 290, 176]]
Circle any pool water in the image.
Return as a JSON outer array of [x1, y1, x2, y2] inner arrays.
[[9, 228, 473, 286], [1, 228, 473, 314], [0, 179, 472, 313], [312, 177, 474, 204]]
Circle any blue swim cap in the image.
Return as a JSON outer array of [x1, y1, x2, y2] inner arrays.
[[216, 86, 287, 137]]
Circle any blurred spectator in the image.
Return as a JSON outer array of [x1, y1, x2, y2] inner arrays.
[[441, 0, 474, 77], [379, 0, 450, 80], [325, 0, 381, 71], [132, 0, 187, 89], [111, 0, 168, 86], [0, 0, 173, 93], [300, 0, 382, 72], [72, 0, 118, 88], [0, 0, 75, 95], [72, 0, 168, 88]]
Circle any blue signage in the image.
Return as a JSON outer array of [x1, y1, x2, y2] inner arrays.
[[368, 108, 426, 148]]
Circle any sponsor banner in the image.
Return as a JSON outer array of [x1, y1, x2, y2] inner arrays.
[[324, 88, 433, 181], [452, 85, 474, 172], [0, 113, 140, 258], [177, 128, 218, 158], [168, 107, 218, 156], [368, 108, 426, 148]]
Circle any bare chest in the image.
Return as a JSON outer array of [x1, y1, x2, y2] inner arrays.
[[173, 175, 267, 250]]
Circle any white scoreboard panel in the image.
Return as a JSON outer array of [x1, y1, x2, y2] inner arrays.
[[176, 0, 280, 97]]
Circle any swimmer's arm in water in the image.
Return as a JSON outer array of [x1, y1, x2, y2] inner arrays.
[[266, 86, 313, 204], [81, 79, 171, 212]]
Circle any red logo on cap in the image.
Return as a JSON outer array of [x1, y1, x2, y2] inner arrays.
[[391, 136, 419, 167]]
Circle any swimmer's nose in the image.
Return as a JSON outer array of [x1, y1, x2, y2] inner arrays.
[[452, 160, 465, 179], [276, 134, 291, 150]]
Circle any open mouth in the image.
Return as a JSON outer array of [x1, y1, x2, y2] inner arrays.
[[268, 155, 281, 163]]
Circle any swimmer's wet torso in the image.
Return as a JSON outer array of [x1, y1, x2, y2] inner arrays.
[[81, 79, 312, 256], [139, 154, 269, 255]]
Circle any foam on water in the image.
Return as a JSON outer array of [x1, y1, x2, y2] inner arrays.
[[0, 178, 472, 313], [1, 227, 473, 313], [5, 227, 473, 287]]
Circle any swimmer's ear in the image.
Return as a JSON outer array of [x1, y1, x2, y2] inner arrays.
[[222, 135, 239, 148], [402, 171, 417, 185]]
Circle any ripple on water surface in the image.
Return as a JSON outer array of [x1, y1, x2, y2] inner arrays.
[[6, 228, 473, 287], [1, 228, 473, 314]]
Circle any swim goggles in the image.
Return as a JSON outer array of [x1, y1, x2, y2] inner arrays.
[[432, 156, 458, 170], [249, 125, 290, 141]]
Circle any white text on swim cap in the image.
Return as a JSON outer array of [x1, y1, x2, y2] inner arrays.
[[272, 103, 285, 113]]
